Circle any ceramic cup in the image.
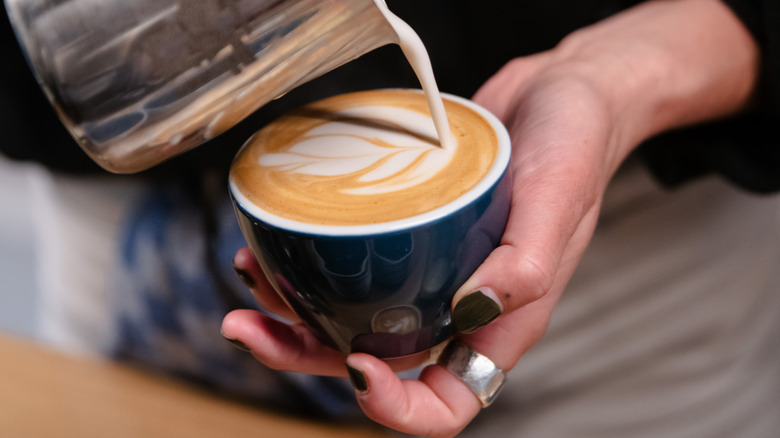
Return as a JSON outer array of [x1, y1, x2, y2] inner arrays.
[[229, 91, 511, 360]]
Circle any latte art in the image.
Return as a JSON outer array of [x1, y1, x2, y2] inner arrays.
[[257, 105, 453, 195], [230, 89, 498, 226]]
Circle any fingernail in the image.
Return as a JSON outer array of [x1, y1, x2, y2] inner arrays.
[[221, 330, 251, 352], [453, 290, 502, 334], [233, 262, 256, 289], [346, 363, 368, 393]]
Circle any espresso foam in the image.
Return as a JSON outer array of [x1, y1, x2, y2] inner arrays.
[[230, 89, 498, 226]]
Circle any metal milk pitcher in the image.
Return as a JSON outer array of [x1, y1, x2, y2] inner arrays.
[[4, 0, 396, 173]]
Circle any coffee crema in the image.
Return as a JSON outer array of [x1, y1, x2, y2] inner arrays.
[[230, 89, 498, 226]]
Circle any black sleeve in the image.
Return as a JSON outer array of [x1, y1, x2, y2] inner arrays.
[[637, 0, 780, 194], [720, 0, 780, 115]]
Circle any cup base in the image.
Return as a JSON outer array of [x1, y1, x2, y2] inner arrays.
[[383, 338, 451, 372]]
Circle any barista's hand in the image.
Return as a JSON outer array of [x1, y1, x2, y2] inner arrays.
[[222, 1, 757, 436]]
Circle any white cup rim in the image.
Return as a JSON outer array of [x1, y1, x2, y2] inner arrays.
[[229, 90, 511, 237]]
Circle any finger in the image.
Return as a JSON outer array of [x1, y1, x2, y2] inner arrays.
[[221, 309, 347, 376], [452, 198, 601, 335], [457, 252, 582, 372], [346, 353, 481, 438], [233, 247, 300, 322], [455, 77, 614, 334], [451, 206, 601, 375], [348, 294, 567, 438]]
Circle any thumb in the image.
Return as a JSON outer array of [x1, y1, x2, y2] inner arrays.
[[450, 243, 554, 334], [450, 199, 601, 334], [345, 353, 480, 437], [472, 52, 552, 121]]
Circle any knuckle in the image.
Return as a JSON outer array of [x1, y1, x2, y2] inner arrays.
[[508, 252, 555, 306]]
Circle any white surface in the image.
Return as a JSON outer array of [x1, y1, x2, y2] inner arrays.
[[0, 156, 38, 338], [30, 168, 145, 356]]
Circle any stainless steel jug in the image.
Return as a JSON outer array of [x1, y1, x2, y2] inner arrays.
[[5, 0, 396, 172]]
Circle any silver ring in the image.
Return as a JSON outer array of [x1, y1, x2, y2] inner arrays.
[[436, 340, 507, 407]]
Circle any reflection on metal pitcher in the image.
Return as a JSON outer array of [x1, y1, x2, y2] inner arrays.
[[5, 0, 394, 172]]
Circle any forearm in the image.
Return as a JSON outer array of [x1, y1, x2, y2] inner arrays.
[[550, 0, 760, 166]]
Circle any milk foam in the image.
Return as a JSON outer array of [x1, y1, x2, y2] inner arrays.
[[230, 90, 500, 227], [372, 0, 454, 150], [257, 106, 454, 195]]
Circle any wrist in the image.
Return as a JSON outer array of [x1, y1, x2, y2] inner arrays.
[[548, 0, 759, 160]]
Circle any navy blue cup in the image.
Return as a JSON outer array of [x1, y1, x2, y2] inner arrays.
[[230, 93, 511, 359]]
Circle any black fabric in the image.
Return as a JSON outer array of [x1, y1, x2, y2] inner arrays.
[[638, 0, 780, 193], [721, 0, 780, 116], [1, 6, 100, 174], [2, 1, 779, 191]]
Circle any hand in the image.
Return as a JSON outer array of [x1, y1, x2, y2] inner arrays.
[[222, 1, 758, 436], [222, 62, 611, 433]]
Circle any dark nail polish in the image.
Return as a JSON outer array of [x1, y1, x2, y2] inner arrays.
[[453, 290, 501, 334], [222, 332, 251, 352], [233, 263, 256, 289], [346, 363, 368, 393]]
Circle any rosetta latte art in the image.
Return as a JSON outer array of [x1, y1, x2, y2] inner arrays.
[[230, 90, 497, 226], [257, 106, 454, 195]]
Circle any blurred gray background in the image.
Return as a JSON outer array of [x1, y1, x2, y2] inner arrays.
[[0, 155, 37, 338]]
